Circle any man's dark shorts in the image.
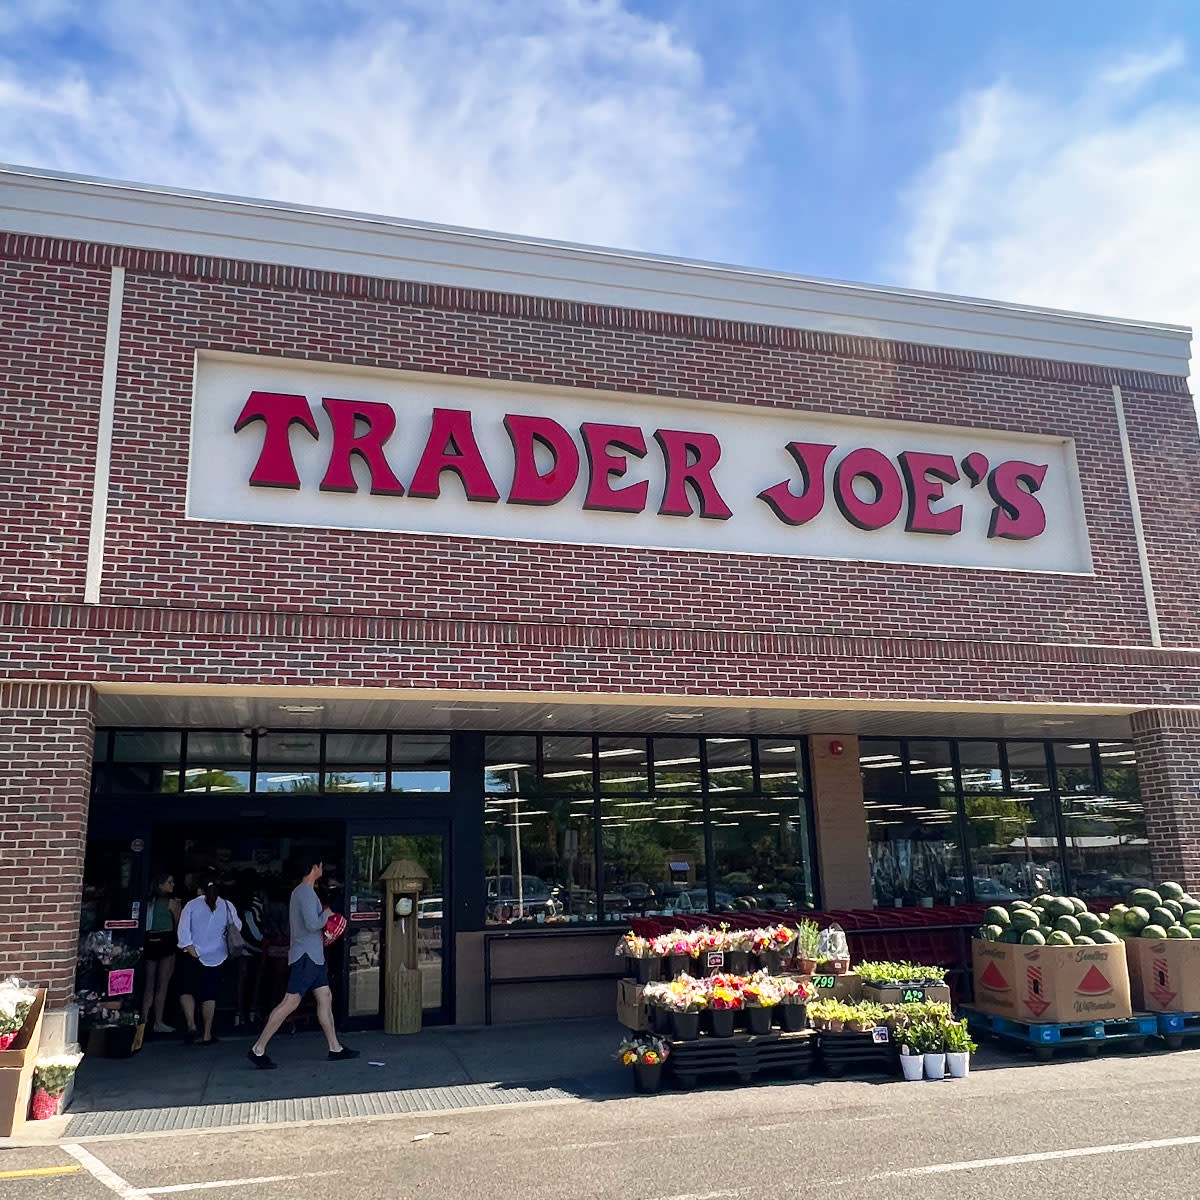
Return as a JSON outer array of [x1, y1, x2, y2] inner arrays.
[[286, 953, 328, 996]]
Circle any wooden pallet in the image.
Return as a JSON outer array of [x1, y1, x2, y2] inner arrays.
[[1153, 1011, 1200, 1050], [815, 1029, 899, 1077], [665, 1029, 815, 1088], [962, 1006, 1157, 1060]]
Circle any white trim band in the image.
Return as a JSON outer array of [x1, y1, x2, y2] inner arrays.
[[0, 164, 1191, 378], [1112, 384, 1162, 648], [84, 265, 124, 605]]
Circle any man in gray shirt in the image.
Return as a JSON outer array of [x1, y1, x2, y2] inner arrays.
[[248, 860, 358, 1069]]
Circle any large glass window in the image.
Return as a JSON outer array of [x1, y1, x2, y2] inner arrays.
[[862, 739, 965, 907], [1061, 741, 1149, 897], [484, 733, 816, 926], [391, 735, 451, 793]]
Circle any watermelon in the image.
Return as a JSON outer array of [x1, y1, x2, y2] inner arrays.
[[1093, 929, 1120, 945], [1037, 925, 1054, 939], [1168, 925, 1193, 939], [1163, 899, 1184, 919], [1160, 882, 1185, 902], [1046, 897, 1075, 921], [1068, 897, 1087, 915], [1020, 929, 1047, 945], [1011, 900, 1033, 911], [1010, 910, 1040, 932], [1109, 903, 1129, 921], [1001, 928, 1022, 943], [1184, 910, 1200, 927], [980, 923, 1005, 942], [1054, 914, 1082, 936], [1074, 935, 1096, 945], [1077, 912, 1102, 934], [1124, 906, 1150, 932], [985, 905, 1011, 927], [1047, 930, 1074, 946], [1151, 907, 1178, 930], [1130, 888, 1162, 911], [1141, 924, 1169, 940]]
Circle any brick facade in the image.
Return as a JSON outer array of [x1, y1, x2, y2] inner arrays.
[[0, 682, 95, 1005], [2, 203, 1200, 1016]]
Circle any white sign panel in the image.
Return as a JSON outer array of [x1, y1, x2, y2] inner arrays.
[[188, 352, 1093, 573]]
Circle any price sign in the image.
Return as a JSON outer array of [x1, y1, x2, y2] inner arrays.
[[901, 987, 927, 1003], [813, 975, 836, 990], [872, 1026, 890, 1043], [705, 951, 726, 972]]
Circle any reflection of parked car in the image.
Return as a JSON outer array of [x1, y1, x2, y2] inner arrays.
[[686, 888, 735, 912], [486, 875, 562, 921], [417, 896, 443, 919], [654, 886, 694, 913], [970, 877, 1023, 901]]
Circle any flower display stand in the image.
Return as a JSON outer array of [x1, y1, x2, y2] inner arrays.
[[0, 988, 46, 1137], [666, 1029, 815, 1089]]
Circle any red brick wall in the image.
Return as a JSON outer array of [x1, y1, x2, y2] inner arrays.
[[1132, 708, 1200, 891], [0, 682, 94, 1005], [0, 257, 108, 603], [0, 235, 1198, 705]]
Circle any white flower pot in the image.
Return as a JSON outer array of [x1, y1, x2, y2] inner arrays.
[[900, 1053, 923, 1081], [946, 1051, 970, 1078], [923, 1051, 945, 1080]]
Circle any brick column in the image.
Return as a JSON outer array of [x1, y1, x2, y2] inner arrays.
[[0, 682, 94, 1008], [1131, 708, 1200, 892], [809, 734, 873, 909]]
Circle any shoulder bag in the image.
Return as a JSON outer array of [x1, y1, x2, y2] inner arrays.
[[224, 901, 248, 958]]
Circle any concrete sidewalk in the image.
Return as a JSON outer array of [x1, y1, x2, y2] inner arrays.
[[12, 1018, 629, 1143]]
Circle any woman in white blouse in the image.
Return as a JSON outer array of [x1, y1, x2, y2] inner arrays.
[[176, 878, 241, 1045]]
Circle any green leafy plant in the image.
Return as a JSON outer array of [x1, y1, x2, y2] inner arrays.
[[943, 1019, 977, 1054], [32, 1052, 83, 1097], [793, 919, 821, 960], [854, 960, 947, 986]]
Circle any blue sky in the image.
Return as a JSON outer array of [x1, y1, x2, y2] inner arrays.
[[3, 1, 1200, 349]]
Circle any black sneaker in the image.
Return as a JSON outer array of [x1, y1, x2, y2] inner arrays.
[[328, 1046, 360, 1061], [247, 1049, 277, 1070], [183, 1029, 196, 1046]]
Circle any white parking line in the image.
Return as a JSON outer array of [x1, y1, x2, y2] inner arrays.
[[62, 1145, 147, 1200], [61, 1144, 331, 1197], [873, 1133, 1200, 1177]]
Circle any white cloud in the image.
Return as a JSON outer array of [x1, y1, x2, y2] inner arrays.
[[0, 0, 751, 257], [893, 41, 1199, 365]]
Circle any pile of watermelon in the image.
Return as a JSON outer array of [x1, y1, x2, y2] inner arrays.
[[977, 883, 1200, 946]]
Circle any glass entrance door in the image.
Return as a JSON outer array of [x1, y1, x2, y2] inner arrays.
[[346, 825, 449, 1027]]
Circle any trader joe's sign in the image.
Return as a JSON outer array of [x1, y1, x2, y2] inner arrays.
[[188, 352, 1092, 573]]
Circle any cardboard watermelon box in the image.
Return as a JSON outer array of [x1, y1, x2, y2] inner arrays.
[[971, 938, 1131, 1024], [1127, 937, 1200, 1012]]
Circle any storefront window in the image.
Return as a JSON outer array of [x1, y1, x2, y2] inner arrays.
[[757, 740, 808, 794], [484, 736, 536, 795], [597, 737, 648, 794], [863, 739, 965, 907], [961, 741, 1059, 898], [711, 795, 814, 912], [541, 736, 594, 791], [1061, 741, 1149, 898], [653, 738, 701, 794], [391, 735, 451, 792], [484, 797, 595, 926], [601, 793, 703, 918], [183, 730, 251, 793]]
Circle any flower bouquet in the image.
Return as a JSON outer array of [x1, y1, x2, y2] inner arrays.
[[706, 973, 744, 1037], [0, 977, 38, 1051], [775, 974, 814, 1031], [616, 932, 661, 984], [617, 1033, 671, 1092], [651, 930, 699, 978], [643, 975, 707, 1039], [721, 927, 753, 975], [742, 972, 782, 1033], [751, 923, 796, 973], [30, 1051, 83, 1120]]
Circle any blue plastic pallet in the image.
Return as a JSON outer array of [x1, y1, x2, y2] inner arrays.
[[962, 1006, 1157, 1059], [1154, 1011, 1200, 1049]]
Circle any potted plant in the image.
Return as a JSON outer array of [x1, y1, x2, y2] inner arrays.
[[944, 1019, 976, 1078], [794, 919, 821, 974], [617, 1033, 670, 1093], [723, 927, 752, 975], [742, 973, 781, 1034], [29, 1052, 83, 1120], [898, 1019, 928, 1081], [912, 1017, 945, 1080]]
